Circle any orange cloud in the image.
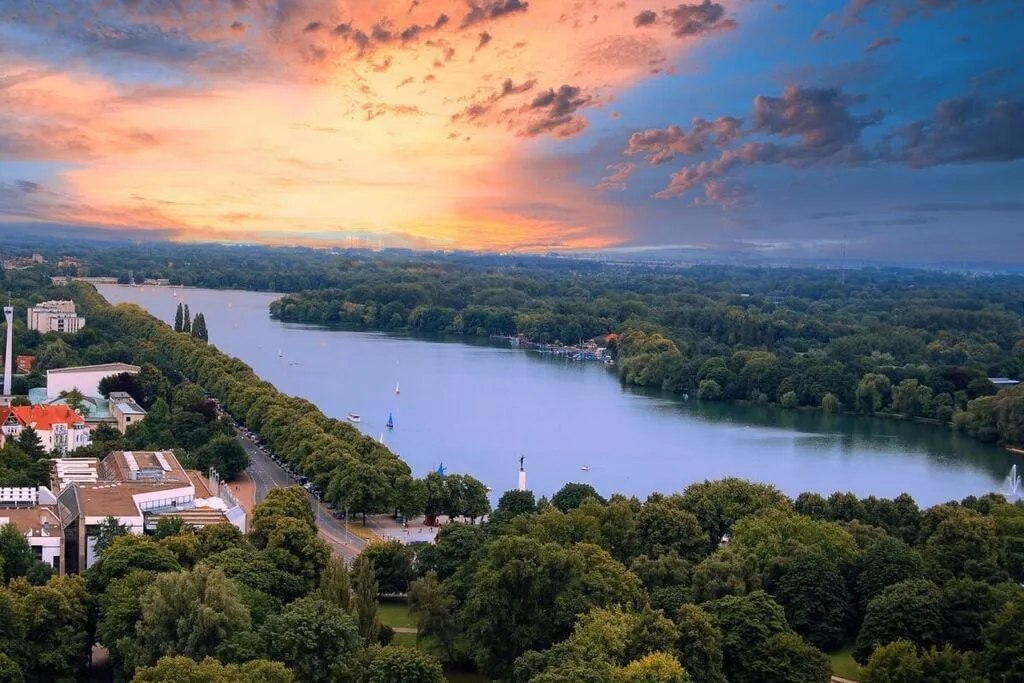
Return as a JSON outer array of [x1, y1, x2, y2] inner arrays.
[[0, 0, 740, 251]]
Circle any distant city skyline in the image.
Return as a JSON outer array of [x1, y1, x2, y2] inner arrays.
[[1, 0, 1021, 261]]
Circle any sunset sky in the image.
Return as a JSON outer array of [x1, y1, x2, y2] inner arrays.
[[1, 0, 1021, 260]]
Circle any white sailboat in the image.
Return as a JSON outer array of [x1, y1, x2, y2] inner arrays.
[[395, 382, 400, 395]]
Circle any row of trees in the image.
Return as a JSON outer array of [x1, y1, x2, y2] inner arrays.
[[173, 302, 208, 341], [64, 280, 491, 525], [0, 485, 448, 682], [383, 478, 1024, 681]]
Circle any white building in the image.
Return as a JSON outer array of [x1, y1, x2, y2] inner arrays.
[[0, 486, 62, 571], [27, 300, 86, 334], [46, 362, 140, 400], [53, 451, 247, 573], [0, 405, 91, 455]]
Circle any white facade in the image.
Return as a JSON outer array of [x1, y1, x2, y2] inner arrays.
[[27, 300, 86, 334], [0, 487, 61, 570], [46, 363, 140, 400]]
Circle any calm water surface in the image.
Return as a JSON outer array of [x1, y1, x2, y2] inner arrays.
[[99, 285, 1017, 506]]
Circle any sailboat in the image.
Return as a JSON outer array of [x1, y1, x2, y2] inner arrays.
[[580, 465, 591, 472], [278, 349, 284, 358], [386, 412, 394, 430], [395, 382, 400, 395], [379, 432, 386, 444]]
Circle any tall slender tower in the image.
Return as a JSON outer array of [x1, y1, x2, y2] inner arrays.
[[517, 455, 527, 492], [3, 296, 13, 395]]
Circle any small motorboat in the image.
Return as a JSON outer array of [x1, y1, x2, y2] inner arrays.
[[347, 414, 361, 423]]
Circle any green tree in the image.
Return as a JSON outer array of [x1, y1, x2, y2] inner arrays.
[[938, 578, 1003, 652], [922, 507, 1003, 582], [678, 478, 791, 545], [772, 550, 849, 650], [191, 313, 209, 342], [673, 604, 726, 683], [365, 646, 446, 683], [97, 570, 154, 676], [463, 537, 641, 677], [194, 434, 249, 481], [316, 556, 352, 611], [414, 522, 485, 581], [15, 428, 44, 460], [129, 565, 252, 673], [618, 652, 690, 683], [690, 546, 761, 603], [852, 535, 924, 614], [697, 379, 722, 400], [362, 540, 415, 595], [328, 461, 390, 523], [409, 572, 460, 660], [891, 379, 933, 419], [92, 516, 130, 557], [856, 373, 892, 414], [249, 486, 315, 547], [87, 535, 180, 593], [182, 304, 192, 334], [821, 392, 840, 413], [702, 590, 791, 683], [861, 639, 922, 683], [920, 646, 986, 683], [132, 656, 294, 683], [261, 596, 361, 683], [9, 575, 91, 681], [0, 524, 35, 583], [174, 303, 183, 333], [854, 579, 944, 664], [495, 489, 537, 518], [351, 553, 380, 645], [747, 632, 831, 683], [635, 501, 707, 562], [981, 593, 1024, 681], [0, 653, 23, 683], [780, 391, 798, 409], [551, 483, 605, 512]]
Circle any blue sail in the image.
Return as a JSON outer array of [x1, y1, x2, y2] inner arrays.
[[386, 412, 394, 428], [437, 462, 446, 476]]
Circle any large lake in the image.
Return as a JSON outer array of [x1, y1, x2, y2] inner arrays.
[[98, 285, 1018, 507]]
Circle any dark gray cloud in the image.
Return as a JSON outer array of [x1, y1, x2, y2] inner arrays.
[[461, 0, 529, 29], [888, 96, 1024, 166], [518, 85, 592, 138], [451, 77, 537, 121], [663, 1, 736, 38], [629, 85, 1022, 203], [843, 0, 1000, 24], [633, 10, 658, 27], [864, 36, 899, 52], [625, 117, 744, 165], [477, 31, 493, 49], [15, 180, 43, 194]]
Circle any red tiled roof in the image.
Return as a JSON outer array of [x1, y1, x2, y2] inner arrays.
[[0, 405, 85, 430]]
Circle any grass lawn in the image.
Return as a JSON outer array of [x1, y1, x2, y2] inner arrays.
[[377, 600, 417, 629], [345, 521, 379, 542], [828, 645, 861, 680], [390, 631, 419, 648]]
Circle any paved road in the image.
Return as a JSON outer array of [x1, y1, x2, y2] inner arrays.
[[238, 432, 368, 561]]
